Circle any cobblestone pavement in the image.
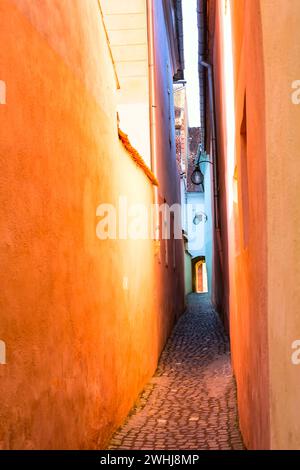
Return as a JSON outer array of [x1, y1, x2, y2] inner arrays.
[[109, 294, 245, 450]]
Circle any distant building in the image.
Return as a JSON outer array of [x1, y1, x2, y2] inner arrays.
[[174, 88, 209, 294]]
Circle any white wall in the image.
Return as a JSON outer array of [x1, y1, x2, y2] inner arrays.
[[186, 192, 205, 257]]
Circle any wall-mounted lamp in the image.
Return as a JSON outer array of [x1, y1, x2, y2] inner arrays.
[[191, 144, 213, 186], [191, 165, 204, 186]]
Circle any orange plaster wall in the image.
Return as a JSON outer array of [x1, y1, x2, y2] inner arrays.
[[261, 0, 300, 450], [213, 0, 300, 449], [210, 0, 270, 449], [0, 0, 184, 449]]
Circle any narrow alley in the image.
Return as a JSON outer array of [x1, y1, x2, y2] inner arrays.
[[109, 294, 244, 450], [2, 0, 300, 456]]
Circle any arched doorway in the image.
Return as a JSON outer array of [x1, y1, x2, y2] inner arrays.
[[192, 256, 208, 293]]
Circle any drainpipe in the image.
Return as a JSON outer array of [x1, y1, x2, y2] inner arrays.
[[200, 60, 223, 271], [198, 1, 222, 267], [147, 0, 159, 242], [201, 62, 218, 227], [198, 0, 207, 145]]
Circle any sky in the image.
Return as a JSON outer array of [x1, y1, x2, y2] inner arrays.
[[182, 0, 200, 127]]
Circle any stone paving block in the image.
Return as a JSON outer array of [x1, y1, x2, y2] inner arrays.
[[108, 294, 245, 451]]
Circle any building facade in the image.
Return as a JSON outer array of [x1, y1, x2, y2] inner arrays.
[[202, 0, 300, 450], [0, 0, 184, 449]]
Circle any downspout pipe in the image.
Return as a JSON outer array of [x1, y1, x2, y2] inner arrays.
[[200, 61, 218, 229], [198, 0, 207, 145], [201, 60, 223, 270]]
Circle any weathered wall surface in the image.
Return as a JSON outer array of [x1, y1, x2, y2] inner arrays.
[[212, 0, 300, 450], [261, 0, 300, 450], [210, 0, 270, 449], [0, 0, 184, 449]]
